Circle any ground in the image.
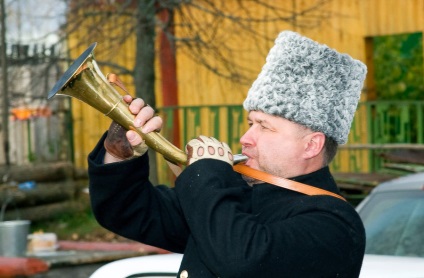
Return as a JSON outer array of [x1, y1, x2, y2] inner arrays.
[[27, 168, 402, 242], [30, 206, 132, 243]]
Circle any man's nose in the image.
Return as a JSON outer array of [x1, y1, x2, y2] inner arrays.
[[240, 129, 252, 146]]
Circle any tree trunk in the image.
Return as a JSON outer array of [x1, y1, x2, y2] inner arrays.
[[135, 0, 158, 184], [0, 162, 74, 183], [0, 181, 75, 208], [379, 149, 424, 165], [3, 200, 90, 222]]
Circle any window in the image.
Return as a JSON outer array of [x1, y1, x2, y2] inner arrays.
[[359, 190, 424, 258]]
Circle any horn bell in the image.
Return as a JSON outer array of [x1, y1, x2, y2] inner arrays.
[[47, 43, 187, 165]]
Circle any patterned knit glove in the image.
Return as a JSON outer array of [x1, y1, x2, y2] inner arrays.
[[185, 135, 233, 166]]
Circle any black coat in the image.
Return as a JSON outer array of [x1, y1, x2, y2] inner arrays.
[[88, 136, 365, 277]]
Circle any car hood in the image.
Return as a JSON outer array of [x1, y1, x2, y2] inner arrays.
[[90, 253, 183, 278], [91, 253, 424, 278], [360, 254, 424, 278]]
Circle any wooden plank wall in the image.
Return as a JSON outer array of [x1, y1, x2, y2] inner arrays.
[[362, 0, 424, 36], [67, 8, 138, 168]]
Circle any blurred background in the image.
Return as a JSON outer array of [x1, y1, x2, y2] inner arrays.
[[0, 0, 424, 272]]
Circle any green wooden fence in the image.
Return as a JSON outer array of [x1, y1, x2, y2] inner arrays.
[[333, 101, 424, 173]]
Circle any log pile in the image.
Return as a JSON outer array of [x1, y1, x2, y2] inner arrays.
[[379, 149, 424, 173], [0, 162, 89, 222], [334, 149, 424, 205], [1, 150, 423, 217]]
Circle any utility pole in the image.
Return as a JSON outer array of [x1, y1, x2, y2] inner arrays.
[[0, 0, 10, 166]]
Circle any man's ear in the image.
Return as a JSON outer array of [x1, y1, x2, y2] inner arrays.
[[304, 132, 326, 159]]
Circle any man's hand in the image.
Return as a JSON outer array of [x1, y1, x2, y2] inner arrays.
[[104, 121, 148, 160], [103, 95, 163, 163], [186, 135, 233, 166]]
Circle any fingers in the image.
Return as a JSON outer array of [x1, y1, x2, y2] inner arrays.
[[121, 95, 164, 147], [123, 95, 163, 130], [141, 115, 162, 133], [122, 94, 134, 104], [133, 105, 155, 129], [128, 98, 146, 115], [122, 95, 147, 116], [125, 114, 162, 147], [126, 130, 143, 146]]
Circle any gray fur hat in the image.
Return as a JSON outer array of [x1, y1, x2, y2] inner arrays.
[[243, 31, 367, 144]]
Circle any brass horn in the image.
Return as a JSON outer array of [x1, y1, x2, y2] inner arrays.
[[47, 42, 187, 165], [47, 43, 247, 165]]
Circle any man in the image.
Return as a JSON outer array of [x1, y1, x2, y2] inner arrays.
[[88, 31, 367, 277]]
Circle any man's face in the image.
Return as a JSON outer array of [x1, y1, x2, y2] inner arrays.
[[240, 111, 313, 179]]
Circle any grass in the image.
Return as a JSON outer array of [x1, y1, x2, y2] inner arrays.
[[30, 208, 98, 239], [29, 207, 127, 242]]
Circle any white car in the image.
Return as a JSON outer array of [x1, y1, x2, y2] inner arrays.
[[360, 254, 424, 278], [90, 253, 424, 278], [357, 171, 424, 277], [90, 253, 182, 278], [91, 172, 424, 278]]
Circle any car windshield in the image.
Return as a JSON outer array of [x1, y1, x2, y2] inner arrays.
[[359, 190, 424, 258]]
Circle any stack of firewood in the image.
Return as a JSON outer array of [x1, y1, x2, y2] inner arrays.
[[0, 162, 89, 222], [379, 149, 424, 174], [333, 149, 424, 205]]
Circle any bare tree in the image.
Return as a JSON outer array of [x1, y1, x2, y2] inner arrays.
[[0, 0, 9, 166], [62, 0, 334, 98], [175, 0, 334, 84], [56, 0, 335, 182], [2, 0, 334, 178]]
